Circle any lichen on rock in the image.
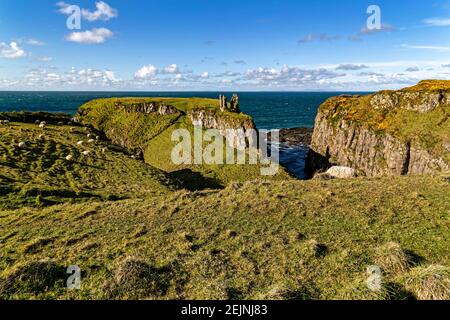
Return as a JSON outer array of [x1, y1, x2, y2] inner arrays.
[[307, 80, 450, 177]]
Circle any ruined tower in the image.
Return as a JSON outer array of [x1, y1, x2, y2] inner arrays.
[[230, 94, 240, 113], [219, 95, 228, 112], [219, 94, 240, 112]]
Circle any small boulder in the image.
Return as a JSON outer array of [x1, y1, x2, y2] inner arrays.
[[326, 166, 357, 179]]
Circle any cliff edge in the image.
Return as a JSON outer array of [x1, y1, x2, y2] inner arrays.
[[76, 97, 292, 187], [307, 80, 450, 177]]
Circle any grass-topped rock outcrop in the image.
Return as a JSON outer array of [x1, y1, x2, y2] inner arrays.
[[308, 80, 450, 177], [76, 97, 291, 187]]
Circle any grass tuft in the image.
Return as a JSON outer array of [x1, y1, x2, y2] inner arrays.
[[374, 242, 413, 277], [0, 261, 66, 299], [102, 257, 176, 300], [403, 265, 450, 300]]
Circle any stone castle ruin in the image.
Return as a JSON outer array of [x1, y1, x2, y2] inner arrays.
[[219, 94, 240, 113]]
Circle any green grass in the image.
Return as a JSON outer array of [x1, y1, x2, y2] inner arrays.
[[143, 116, 292, 186], [77, 102, 182, 153], [77, 98, 291, 186], [0, 111, 71, 124], [0, 122, 179, 209], [0, 175, 448, 300], [0, 106, 448, 300], [79, 97, 222, 114], [400, 79, 450, 93]]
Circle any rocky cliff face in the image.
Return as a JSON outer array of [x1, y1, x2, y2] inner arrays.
[[187, 109, 256, 149], [77, 98, 257, 152], [109, 103, 257, 149], [307, 80, 450, 177], [369, 90, 450, 113], [113, 102, 179, 115]]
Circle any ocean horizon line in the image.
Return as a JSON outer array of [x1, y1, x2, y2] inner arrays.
[[0, 90, 374, 94]]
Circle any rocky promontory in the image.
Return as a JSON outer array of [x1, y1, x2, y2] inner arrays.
[[74, 96, 292, 186], [307, 80, 450, 177]]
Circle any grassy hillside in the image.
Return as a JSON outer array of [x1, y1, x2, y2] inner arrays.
[[0, 175, 448, 300], [0, 109, 448, 301], [77, 98, 292, 187], [78, 97, 222, 114], [0, 120, 180, 209]]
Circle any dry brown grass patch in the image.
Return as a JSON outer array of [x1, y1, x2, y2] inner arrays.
[[374, 242, 412, 277], [403, 265, 450, 300]]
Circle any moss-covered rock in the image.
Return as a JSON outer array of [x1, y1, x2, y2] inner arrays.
[[308, 80, 450, 177], [76, 97, 291, 186]]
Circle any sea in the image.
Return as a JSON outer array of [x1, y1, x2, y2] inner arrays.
[[0, 91, 368, 179]]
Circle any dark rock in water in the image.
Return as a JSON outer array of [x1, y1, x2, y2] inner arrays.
[[280, 127, 313, 146], [269, 127, 313, 146], [339, 94, 362, 98]]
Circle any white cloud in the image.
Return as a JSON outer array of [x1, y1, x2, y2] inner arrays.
[[20, 67, 120, 88], [423, 18, 450, 27], [66, 28, 113, 44], [405, 67, 420, 72], [37, 56, 53, 62], [104, 70, 118, 82], [359, 24, 396, 35], [0, 42, 26, 59], [134, 65, 158, 79], [26, 38, 45, 46], [245, 64, 345, 85], [298, 33, 341, 44], [3, 59, 450, 91], [163, 64, 179, 74], [214, 71, 241, 77], [56, 1, 75, 15], [57, 1, 118, 21], [401, 44, 450, 52], [81, 1, 118, 21], [336, 64, 369, 70]]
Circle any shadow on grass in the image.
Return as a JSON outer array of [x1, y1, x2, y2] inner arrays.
[[168, 169, 224, 191], [404, 250, 426, 267]]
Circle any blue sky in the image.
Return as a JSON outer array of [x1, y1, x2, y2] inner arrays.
[[0, 0, 449, 91]]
